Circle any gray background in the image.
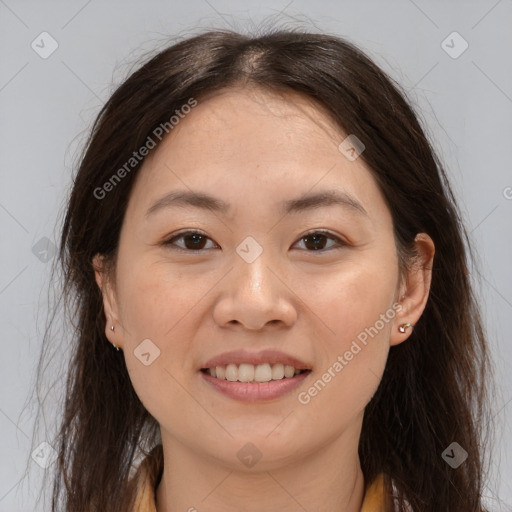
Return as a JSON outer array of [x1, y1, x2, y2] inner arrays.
[[1, 0, 511, 510]]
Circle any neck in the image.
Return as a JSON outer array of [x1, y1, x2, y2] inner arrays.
[[155, 425, 365, 512]]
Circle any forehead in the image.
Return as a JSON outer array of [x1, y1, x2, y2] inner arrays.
[[124, 86, 389, 226], [163, 87, 344, 155]]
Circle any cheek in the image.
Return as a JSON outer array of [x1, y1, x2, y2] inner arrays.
[[116, 276, 201, 432], [297, 252, 398, 415], [115, 255, 192, 343], [307, 248, 398, 345], [113, 258, 193, 406]]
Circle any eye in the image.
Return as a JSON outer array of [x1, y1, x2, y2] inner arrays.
[[163, 230, 217, 251], [293, 230, 346, 252], [162, 229, 346, 253]]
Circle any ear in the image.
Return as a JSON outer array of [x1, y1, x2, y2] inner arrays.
[[92, 253, 123, 349], [389, 233, 435, 346]]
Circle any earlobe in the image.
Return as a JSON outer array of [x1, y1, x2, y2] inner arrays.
[[92, 253, 122, 349], [390, 233, 435, 346]]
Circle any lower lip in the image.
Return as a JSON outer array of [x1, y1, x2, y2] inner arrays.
[[200, 370, 311, 402]]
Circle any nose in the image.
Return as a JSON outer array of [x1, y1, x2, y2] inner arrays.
[[212, 249, 298, 331]]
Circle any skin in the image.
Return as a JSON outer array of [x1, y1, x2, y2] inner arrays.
[[94, 87, 434, 512]]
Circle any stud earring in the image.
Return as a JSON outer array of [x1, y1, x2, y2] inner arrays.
[[398, 322, 413, 333], [110, 325, 120, 351]]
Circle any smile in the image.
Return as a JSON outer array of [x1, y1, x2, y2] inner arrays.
[[201, 363, 309, 383], [200, 364, 312, 402]]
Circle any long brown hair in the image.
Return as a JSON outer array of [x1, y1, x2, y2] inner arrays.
[[33, 27, 494, 511]]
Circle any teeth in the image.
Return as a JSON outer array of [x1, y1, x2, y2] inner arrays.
[[225, 364, 238, 382], [271, 363, 285, 380], [238, 363, 255, 382], [206, 363, 306, 382]]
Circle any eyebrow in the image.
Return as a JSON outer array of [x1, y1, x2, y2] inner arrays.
[[145, 189, 368, 219]]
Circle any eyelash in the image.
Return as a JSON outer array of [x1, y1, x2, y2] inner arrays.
[[161, 229, 347, 253]]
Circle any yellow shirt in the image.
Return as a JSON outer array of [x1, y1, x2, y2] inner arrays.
[[132, 445, 394, 511]]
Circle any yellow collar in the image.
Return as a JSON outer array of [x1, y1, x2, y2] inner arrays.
[[132, 445, 393, 511]]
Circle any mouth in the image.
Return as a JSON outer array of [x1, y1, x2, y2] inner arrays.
[[200, 363, 312, 402], [200, 363, 312, 383], [199, 350, 313, 401]]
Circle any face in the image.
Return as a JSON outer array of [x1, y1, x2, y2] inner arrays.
[[94, 87, 432, 470]]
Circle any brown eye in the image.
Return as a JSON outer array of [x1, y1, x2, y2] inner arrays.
[[163, 230, 345, 253], [294, 231, 345, 252], [163, 231, 217, 251]]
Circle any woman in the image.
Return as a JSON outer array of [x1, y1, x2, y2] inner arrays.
[[40, 28, 493, 511]]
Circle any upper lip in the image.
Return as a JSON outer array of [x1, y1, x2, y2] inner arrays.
[[201, 349, 312, 370]]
